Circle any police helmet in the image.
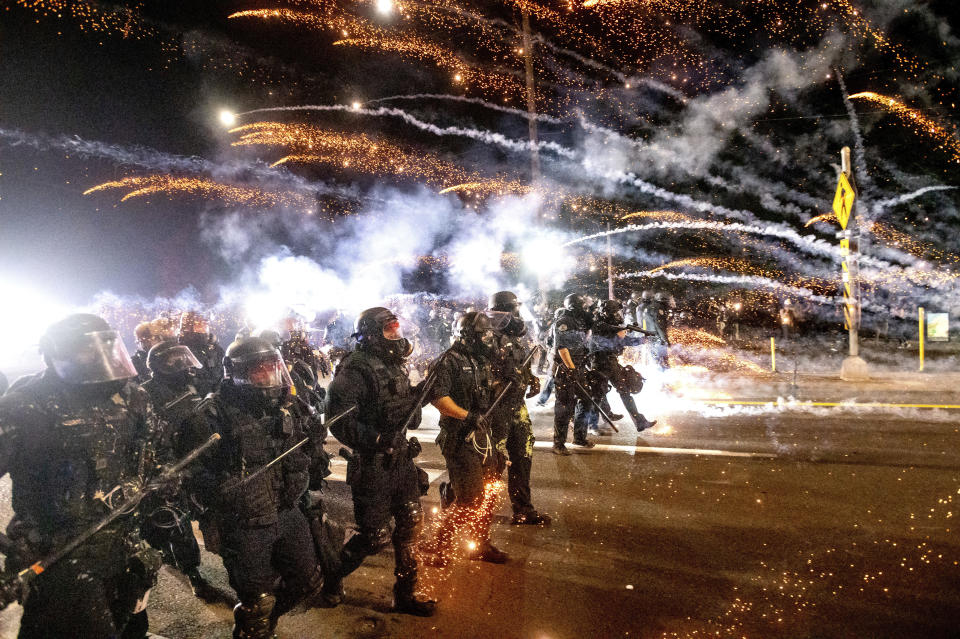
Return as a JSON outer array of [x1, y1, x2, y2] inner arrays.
[[223, 337, 293, 405], [40, 313, 138, 385], [146, 340, 202, 377]]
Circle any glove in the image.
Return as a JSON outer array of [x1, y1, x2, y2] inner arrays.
[[464, 411, 490, 439], [526, 375, 541, 398]]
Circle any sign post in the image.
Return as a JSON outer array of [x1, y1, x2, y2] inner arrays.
[[837, 147, 869, 380]]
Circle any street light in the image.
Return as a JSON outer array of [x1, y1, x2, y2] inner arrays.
[[376, 0, 393, 15]]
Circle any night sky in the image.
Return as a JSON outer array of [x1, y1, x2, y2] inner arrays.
[[1, 0, 959, 325]]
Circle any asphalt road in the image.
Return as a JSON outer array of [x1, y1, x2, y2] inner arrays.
[[1, 378, 959, 638]]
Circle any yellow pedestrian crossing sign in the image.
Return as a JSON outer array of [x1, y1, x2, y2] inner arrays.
[[833, 173, 855, 229]]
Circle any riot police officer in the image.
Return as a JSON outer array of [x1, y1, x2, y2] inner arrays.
[[487, 292, 550, 526], [140, 340, 221, 602], [179, 311, 224, 396], [323, 307, 436, 616], [132, 320, 164, 382], [643, 293, 671, 370], [0, 314, 168, 638], [281, 327, 323, 385], [589, 300, 657, 432], [193, 337, 327, 638], [428, 311, 506, 562], [552, 293, 594, 454]]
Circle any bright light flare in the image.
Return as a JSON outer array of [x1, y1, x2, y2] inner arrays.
[[376, 0, 394, 15], [0, 279, 71, 373], [219, 109, 237, 127]]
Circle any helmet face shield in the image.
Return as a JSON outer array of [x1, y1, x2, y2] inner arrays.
[[49, 330, 138, 384], [483, 311, 514, 332], [232, 351, 294, 391], [150, 344, 202, 376]]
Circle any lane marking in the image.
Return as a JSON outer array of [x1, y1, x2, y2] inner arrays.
[[532, 440, 774, 458], [689, 399, 960, 410]]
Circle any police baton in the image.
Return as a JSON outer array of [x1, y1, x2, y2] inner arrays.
[[239, 406, 357, 488], [468, 345, 541, 446], [0, 433, 222, 610], [566, 368, 620, 433], [400, 350, 450, 434]]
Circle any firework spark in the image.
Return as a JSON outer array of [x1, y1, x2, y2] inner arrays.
[[84, 175, 313, 209], [849, 92, 960, 164]]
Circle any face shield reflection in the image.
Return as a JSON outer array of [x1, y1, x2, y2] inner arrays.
[[161, 345, 203, 373], [483, 311, 514, 332], [233, 353, 294, 390], [50, 330, 138, 384], [382, 315, 419, 341]]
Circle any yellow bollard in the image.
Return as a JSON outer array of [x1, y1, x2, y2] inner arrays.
[[770, 336, 776, 372], [919, 307, 925, 372]]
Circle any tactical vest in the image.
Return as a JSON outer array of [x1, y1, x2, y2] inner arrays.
[[338, 349, 417, 439], [5, 375, 160, 542], [435, 347, 495, 457], [199, 393, 309, 526], [492, 332, 530, 408], [551, 309, 589, 366]]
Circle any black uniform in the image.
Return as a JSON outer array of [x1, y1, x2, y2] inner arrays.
[[490, 330, 535, 516], [281, 333, 323, 384], [587, 319, 654, 432], [427, 315, 508, 565], [180, 334, 225, 396], [325, 348, 433, 612], [0, 371, 166, 638], [194, 380, 325, 638], [432, 342, 496, 509], [140, 374, 209, 593], [551, 306, 591, 448], [642, 301, 670, 369], [131, 349, 151, 382]]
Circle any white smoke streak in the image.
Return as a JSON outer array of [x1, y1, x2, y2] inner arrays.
[[0, 126, 349, 198], [367, 93, 565, 124], [836, 70, 874, 194], [871, 185, 958, 214], [618, 270, 838, 305], [237, 104, 577, 159], [565, 219, 856, 264]]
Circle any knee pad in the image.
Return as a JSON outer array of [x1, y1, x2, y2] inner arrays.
[[233, 593, 276, 639], [393, 501, 423, 545]]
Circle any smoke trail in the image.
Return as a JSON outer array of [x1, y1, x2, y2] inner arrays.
[[871, 185, 957, 214], [835, 70, 874, 194], [565, 220, 844, 262], [0, 126, 351, 199], [0, 127, 212, 173], [237, 105, 577, 159], [603, 171, 762, 224], [618, 270, 839, 305], [367, 93, 566, 124]]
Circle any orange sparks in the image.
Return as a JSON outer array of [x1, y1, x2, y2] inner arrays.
[[83, 175, 312, 209], [849, 92, 960, 163]]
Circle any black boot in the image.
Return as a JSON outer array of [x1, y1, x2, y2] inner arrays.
[[469, 540, 509, 563], [393, 582, 437, 617], [632, 413, 657, 432], [233, 594, 277, 639], [186, 567, 231, 604], [393, 525, 437, 616]]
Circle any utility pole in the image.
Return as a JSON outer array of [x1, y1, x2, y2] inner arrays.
[[606, 222, 614, 300], [521, 8, 540, 184], [839, 146, 869, 380]]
